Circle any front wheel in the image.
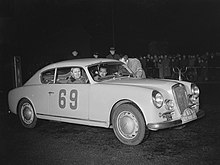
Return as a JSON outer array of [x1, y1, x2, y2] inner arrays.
[[18, 99, 37, 128], [112, 104, 148, 145]]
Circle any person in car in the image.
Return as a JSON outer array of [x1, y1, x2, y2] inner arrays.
[[67, 68, 86, 84], [94, 67, 108, 81]]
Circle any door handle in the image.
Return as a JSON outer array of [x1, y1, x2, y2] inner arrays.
[[48, 91, 54, 95]]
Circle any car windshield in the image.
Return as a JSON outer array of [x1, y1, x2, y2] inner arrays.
[[88, 61, 134, 82]]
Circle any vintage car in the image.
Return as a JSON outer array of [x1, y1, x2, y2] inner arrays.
[[8, 58, 205, 145]]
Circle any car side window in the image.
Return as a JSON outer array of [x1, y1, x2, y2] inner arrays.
[[41, 69, 55, 84], [55, 67, 89, 84], [55, 67, 70, 84]]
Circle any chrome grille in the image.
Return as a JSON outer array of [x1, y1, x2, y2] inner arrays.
[[173, 84, 188, 114]]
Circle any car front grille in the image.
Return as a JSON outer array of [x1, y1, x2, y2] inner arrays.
[[172, 84, 188, 114]]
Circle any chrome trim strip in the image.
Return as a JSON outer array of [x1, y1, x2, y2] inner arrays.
[[37, 113, 107, 124]]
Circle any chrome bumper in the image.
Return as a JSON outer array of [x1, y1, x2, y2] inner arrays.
[[147, 109, 205, 131]]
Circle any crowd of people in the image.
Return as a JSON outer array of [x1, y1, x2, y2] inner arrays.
[[138, 52, 219, 82], [103, 47, 219, 82], [27, 47, 219, 83]]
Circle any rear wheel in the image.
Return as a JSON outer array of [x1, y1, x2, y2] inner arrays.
[[18, 99, 37, 128], [112, 104, 148, 145]]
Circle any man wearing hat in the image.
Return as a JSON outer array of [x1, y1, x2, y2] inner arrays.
[[106, 47, 120, 60], [93, 52, 99, 58]]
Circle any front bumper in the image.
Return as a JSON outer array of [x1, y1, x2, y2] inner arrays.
[[147, 109, 205, 131]]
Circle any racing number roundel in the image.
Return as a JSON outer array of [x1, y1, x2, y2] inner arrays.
[[59, 89, 78, 110]]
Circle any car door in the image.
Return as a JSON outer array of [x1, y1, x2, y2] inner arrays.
[[48, 67, 90, 120], [35, 68, 56, 115]]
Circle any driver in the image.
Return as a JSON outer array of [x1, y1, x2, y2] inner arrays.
[[94, 67, 108, 81]]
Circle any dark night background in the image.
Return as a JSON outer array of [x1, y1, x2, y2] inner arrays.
[[1, 1, 220, 163], [1, 0, 220, 88]]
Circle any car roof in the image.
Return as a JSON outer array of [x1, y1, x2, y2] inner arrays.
[[24, 58, 123, 86], [41, 58, 119, 71]]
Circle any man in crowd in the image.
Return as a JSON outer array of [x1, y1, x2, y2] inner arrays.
[[72, 50, 79, 59], [106, 47, 120, 60], [120, 55, 146, 78], [93, 52, 99, 58]]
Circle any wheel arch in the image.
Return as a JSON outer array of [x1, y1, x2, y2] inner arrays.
[[109, 99, 147, 127], [16, 97, 36, 115]]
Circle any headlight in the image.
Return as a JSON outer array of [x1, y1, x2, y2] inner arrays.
[[152, 90, 164, 108], [191, 84, 199, 96]]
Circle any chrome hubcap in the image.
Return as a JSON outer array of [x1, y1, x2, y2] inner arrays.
[[21, 103, 34, 124], [117, 111, 139, 139], [24, 108, 32, 120]]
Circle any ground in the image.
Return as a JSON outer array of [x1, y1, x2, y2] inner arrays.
[[0, 83, 220, 165]]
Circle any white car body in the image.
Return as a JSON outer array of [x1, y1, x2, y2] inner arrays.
[[8, 58, 205, 145]]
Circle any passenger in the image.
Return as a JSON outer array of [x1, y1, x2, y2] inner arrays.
[[94, 67, 108, 81], [67, 68, 86, 84]]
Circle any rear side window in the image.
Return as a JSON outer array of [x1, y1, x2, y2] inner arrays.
[[41, 69, 55, 84]]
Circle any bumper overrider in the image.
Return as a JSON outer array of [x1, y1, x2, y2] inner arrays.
[[147, 109, 205, 131]]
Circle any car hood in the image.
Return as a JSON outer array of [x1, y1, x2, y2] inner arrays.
[[102, 78, 180, 90]]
